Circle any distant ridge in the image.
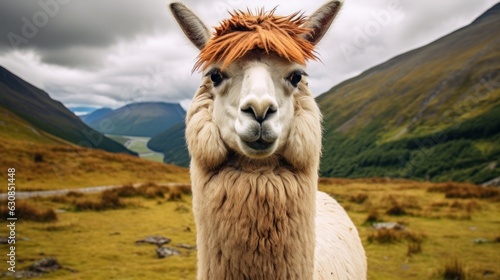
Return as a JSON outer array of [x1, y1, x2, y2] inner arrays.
[[84, 102, 185, 137], [316, 3, 500, 183], [80, 108, 112, 124], [0, 66, 136, 155], [472, 2, 500, 24]]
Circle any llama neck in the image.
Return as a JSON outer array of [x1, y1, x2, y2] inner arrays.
[[191, 159, 317, 280]]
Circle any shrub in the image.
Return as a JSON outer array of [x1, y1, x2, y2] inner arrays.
[[168, 186, 182, 201], [0, 201, 57, 222], [73, 191, 124, 211], [442, 258, 467, 280], [386, 204, 407, 216], [367, 228, 402, 244], [430, 183, 500, 199], [406, 240, 422, 257], [112, 183, 167, 199], [178, 184, 192, 195], [114, 185, 139, 197], [494, 235, 500, 243], [33, 153, 44, 163], [349, 193, 369, 204], [100, 191, 123, 209], [368, 228, 425, 244], [364, 209, 382, 225]]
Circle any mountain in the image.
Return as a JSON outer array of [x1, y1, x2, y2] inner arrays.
[[85, 102, 185, 137], [316, 3, 500, 184], [80, 107, 112, 123], [148, 122, 189, 167], [143, 4, 500, 182], [69, 106, 99, 116], [0, 66, 136, 155]]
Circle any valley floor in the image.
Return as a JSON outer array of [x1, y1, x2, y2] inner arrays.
[[1, 179, 499, 279]]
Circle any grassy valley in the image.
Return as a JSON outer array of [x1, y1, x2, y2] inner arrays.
[[0, 4, 498, 280], [107, 134, 164, 162], [2, 179, 498, 279], [0, 108, 188, 192]]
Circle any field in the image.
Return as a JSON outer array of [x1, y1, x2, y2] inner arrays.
[[106, 135, 164, 163], [1, 179, 499, 279], [0, 139, 188, 192]]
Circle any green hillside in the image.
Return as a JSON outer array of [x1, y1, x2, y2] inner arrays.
[[86, 102, 185, 137], [148, 122, 189, 167], [0, 66, 136, 155], [317, 4, 500, 184], [143, 4, 499, 182], [0, 105, 69, 145]]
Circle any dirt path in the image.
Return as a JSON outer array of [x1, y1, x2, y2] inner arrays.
[[0, 183, 190, 200]]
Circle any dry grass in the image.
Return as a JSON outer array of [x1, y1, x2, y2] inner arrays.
[[441, 258, 468, 280], [368, 228, 425, 244], [364, 209, 383, 225], [348, 192, 369, 204], [406, 240, 422, 257], [2, 177, 499, 279], [7, 195, 197, 279], [47, 183, 193, 213], [319, 178, 500, 280], [427, 182, 500, 199], [386, 204, 407, 216], [0, 139, 190, 192], [493, 235, 500, 243], [0, 201, 57, 222], [111, 183, 191, 200], [72, 191, 125, 211]]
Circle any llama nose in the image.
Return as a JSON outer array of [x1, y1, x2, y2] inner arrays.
[[240, 101, 277, 124]]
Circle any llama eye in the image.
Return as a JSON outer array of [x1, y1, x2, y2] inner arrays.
[[287, 71, 304, 87], [209, 70, 225, 87]]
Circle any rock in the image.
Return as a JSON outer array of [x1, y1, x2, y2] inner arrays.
[[177, 243, 196, 250], [156, 247, 181, 258], [135, 236, 171, 247], [472, 238, 490, 244], [372, 222, 405, 230], [29, 257, 62, 273], [482, 176, 500, 187], [3, 257, 63, 278]]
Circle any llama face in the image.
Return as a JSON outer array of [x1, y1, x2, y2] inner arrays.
[[208, 54, 304, 159], [170, 0, 344, 164]]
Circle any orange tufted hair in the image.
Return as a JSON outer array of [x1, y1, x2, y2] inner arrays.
[[194, 8, 318, 71]]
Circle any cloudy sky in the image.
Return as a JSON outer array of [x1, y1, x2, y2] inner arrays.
[[0, 0, 497, 112]]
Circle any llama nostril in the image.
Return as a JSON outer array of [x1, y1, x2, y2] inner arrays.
[[241, 106, 276, 124], [241, 107, 255, 116]]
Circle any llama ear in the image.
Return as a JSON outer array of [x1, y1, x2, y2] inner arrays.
[[301, 0, 343, 45], [169, 2, 211, 50]]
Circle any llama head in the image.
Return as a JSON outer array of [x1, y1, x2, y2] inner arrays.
[[170, 1, 343, 162]]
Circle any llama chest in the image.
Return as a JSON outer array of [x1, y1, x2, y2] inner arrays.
[[191, 165, 316, 279]]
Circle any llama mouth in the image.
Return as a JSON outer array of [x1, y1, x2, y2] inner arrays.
[[245, 138, 274, 151]]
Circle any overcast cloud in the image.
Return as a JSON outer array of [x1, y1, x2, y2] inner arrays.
[[0, 0, 497, 110]]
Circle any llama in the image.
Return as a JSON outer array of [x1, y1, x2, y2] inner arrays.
[[170, 1, 367, 279]]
